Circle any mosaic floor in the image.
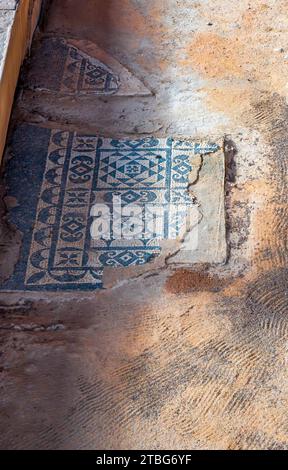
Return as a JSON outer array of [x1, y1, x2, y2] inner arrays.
[[2, 124, 220, 291]]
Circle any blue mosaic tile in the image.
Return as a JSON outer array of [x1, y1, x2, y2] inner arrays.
[[1, 124, 217, 291]]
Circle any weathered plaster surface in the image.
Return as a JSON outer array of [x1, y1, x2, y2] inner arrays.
[[0, 10, 14, 69], [0, 1, 17, 9], [0, 0, 288, 450], [0, 0, 41, 161]]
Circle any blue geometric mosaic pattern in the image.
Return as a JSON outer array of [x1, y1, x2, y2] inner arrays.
[[2, 125, 218, 291], [61, 42, 120, 95]]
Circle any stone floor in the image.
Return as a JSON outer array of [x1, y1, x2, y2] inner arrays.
[[0, 0, 288, 450]]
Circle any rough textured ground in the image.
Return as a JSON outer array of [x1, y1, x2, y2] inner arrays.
[[0, 0, 288, 449]]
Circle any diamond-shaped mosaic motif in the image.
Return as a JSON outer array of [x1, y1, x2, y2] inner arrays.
[[98, 151, 166, 188], [62, 44, 120, 95]]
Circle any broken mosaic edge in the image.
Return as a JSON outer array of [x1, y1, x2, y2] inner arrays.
[[167, 146, 227, 266], [24, 36, 153, 97]]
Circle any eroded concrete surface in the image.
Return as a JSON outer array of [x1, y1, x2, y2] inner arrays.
[[0, 0, 288, 449]]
